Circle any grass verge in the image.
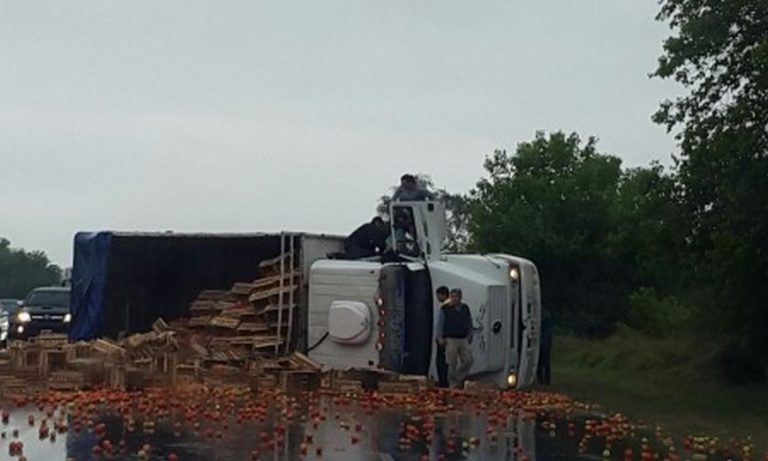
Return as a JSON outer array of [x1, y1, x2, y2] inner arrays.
[[546, 329, 768, 453]]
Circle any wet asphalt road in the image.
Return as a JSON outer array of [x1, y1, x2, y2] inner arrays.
[[0, 386, 734, 461], [0, 389, 585, 461]]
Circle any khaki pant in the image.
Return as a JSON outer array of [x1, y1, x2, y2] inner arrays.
[[445, 337, 474, 388]]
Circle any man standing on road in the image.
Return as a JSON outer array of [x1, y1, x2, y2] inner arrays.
[[537, 309, 554, 385], [392, 174, 435, 201], [441, 288, 475, 389], [433, 286, 451, 388]]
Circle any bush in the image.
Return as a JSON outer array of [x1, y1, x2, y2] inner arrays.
[[626, 287, 692, 338], [719, 340, 768, 384]]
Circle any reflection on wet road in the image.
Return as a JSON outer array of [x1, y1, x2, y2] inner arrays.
[[0, 386, 742, 461]]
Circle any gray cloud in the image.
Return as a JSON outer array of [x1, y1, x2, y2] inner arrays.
[[0, 0, 679, 266]]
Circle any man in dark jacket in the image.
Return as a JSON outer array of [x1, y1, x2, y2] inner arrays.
[[537, 309, 553, 385], [433, 286, 450, 388], [439, 288, 475, 388], [344, 217, 388, 259]]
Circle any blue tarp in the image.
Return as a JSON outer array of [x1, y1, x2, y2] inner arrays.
[[69, 232, 112, 341]]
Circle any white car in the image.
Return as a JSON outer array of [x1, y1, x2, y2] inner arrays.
[[0, 298, 22, 346]]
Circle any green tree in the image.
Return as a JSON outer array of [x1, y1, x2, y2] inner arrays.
[[0, 238, 63, 299], [611, 163, 689, 294], [653, 0, 768, 380], [377, 174, 469, 252], [468, 132, 627, 336]]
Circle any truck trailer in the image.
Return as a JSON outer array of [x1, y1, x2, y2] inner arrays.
[[70, 201, 541, 388]]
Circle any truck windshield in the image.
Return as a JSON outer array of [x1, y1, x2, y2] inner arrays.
[[25, 291, 70, 307]]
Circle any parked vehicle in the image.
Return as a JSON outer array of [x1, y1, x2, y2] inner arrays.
[[0, 298, 21, 346], [9, 287, 71, 341]]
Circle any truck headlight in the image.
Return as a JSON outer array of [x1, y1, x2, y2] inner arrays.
[[17, 312, 31, 323], [63, 313, 72, 323]]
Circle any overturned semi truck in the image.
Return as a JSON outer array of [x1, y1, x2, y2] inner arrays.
[[70, 201, 541, 388]]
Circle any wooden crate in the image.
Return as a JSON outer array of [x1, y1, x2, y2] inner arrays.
[[209, 316, 241, 329], [190, 300, 218, 312], [199, 364, 243, 387], [68, 358, 105, 386], [10, 345, 41, 369], [0, 376, 27, 396], [150, 352, 178, 374], [377, 381, 420, 394], [334, 368, 395, 390], [397, 374, 432, 392], [463, 380, 499, 396], [62, 342, 93, 361], [278, 370, 320, 393], [124, 367, 146, 391], [92, 339, 125, 357], [38, 349, 69, 377], [196, 290, 229, 301], [174, 363, 199, 385], [151, 318, 170, 334], [13, 365, 39, 380], [188, 316, 212, 328], [0, 358, 11, 374], [105, 364, 125, 389], [35, 333, 69, 349], [333, 378, 363, 393], [48, 371, 85, 391], [248, 374, 278, 393]]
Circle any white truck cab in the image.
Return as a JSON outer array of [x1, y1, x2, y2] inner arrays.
[[308, 201, 541, 389]]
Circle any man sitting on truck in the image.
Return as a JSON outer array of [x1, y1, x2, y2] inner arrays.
[[392, 174, 435, 202], [439, 288, 475, 389], [385, 207, 419, 257], [344, 217, 389, 259]]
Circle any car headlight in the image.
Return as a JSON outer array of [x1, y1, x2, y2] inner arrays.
[[63, 313, 72, 323], [17, 312, 31, 323]]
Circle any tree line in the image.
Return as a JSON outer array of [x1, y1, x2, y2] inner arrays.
[[430, 0, 767, 382], [0, 238, 63, 299]]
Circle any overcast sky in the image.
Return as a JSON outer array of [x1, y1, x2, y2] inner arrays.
[[0, 1, 680, 266]]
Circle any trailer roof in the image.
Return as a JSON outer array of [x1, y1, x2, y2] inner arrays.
[[80, 231, 345, 239]]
